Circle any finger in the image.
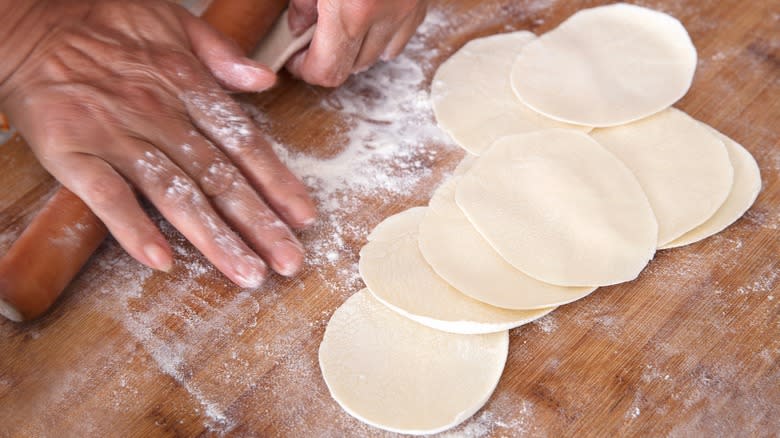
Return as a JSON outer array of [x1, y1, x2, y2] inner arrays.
[[353, 20, 401, 72], [288, 0, 319, 34], [180, 88, 317, 229], [383, 6, 427, 61], [285, 7, 366, 87], [176, 9, 277, 92], [53, 154, 174, 273], [121, 144, 269, 288], [147, 123, 306, 277]]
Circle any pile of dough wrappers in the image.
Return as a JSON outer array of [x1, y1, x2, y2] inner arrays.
[[318, 3, 762, 435]]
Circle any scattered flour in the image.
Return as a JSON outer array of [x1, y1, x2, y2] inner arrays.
[[533, 314, 558, 334], [442, 395, 535, 438]]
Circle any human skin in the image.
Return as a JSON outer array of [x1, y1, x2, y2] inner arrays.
[[0, 0, 316, 288], [286, 0, 429, 86]]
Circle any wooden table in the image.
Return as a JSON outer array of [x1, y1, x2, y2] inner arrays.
[[1, 0, 778, 436]]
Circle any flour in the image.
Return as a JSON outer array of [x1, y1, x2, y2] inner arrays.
[[627, 405, 641, 420], [441, 394, 535, 438], [48, 222, 89, 248], [532, 314, 558, 334], [735, 268, 779, 295], [181, 91, 256, 154], [135, 145, 268, 288], [80, 238, 260, 433]]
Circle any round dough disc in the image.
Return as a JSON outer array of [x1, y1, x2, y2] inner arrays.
[[590, 108, 734, 246], [420, 178, 596, 309], [319, 289, 508, 435], [431, 31, 591, 155], [661, 125, 762, 249], [360, 208, 553, 334], [453, 154, 478, 177], [510, 3, 697, 127], [456, 129, 658, 287]]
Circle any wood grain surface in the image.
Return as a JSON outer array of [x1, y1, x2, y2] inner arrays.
[[1, 0, 778, 436]]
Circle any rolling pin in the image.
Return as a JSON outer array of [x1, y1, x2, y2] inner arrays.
[[0, 0, 289, 322]]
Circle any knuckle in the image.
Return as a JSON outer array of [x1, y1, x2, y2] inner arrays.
[[258, 213, 293, 238], [306, 66, 350, 87], [195, 158, 242, 198], [341, 3, 376, 37], [124, 85, 164, 111], [162, 173, 209, 211], [134, 150, 170, 184], [398, 1, 420, 16], [158, 50, 198, 81], [85, 176, 128, 209]]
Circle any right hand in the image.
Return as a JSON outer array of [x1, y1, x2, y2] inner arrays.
[[0, 0, 317, 288]]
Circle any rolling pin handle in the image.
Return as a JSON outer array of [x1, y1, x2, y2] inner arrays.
[[0, 188, 108, 322]]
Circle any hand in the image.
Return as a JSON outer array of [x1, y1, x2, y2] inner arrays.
[[286, 0, 428, 87], [0, 0, 317, 288]]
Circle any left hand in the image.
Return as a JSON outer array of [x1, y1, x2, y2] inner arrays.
[[286, 0, 428, 87]]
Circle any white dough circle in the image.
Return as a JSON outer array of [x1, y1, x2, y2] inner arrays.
[[419, 178, 597, 309], [590, 108, 734, 246], [510, 3, 697, 127], [662, 125, 761, 249], [453, 154, 478, 177], [319, 289, 508, 435], [431, 31, 591, 155], [456, 130, 658, 287], [360, 208, 553, 334]]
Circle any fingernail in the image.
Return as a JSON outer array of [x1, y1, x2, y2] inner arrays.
[[273, 239, 304, 277], [290, 193, 317, 228], [288, 10, 306, 34], [236, 259, 266, 288], [144, 243, 173, 272], [380, 51, 392, 62], [216, 60, 277, 90]]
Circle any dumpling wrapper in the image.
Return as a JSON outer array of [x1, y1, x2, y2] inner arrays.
[[456, 130, 658, 287], [319, 289, 508, 435], [419, 178, 596, 310], [431, 31, 590, 155], [511, 3, 697, 127], [360, 207, 553, 334], [661, 124, 761, 249], [591, 108, 734, 247]]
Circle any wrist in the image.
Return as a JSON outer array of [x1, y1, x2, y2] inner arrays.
[[0, 0, 92, 107]]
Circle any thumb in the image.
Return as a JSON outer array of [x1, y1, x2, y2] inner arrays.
[[288, 0, 319, 34], [178, 10, 277, 93]]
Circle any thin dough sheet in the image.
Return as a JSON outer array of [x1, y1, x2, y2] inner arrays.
[[319, 290, 508, 435], [432, 31, 591, 155]]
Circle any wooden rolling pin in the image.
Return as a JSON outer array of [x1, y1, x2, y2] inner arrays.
[[0, 0, 288, 322]]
